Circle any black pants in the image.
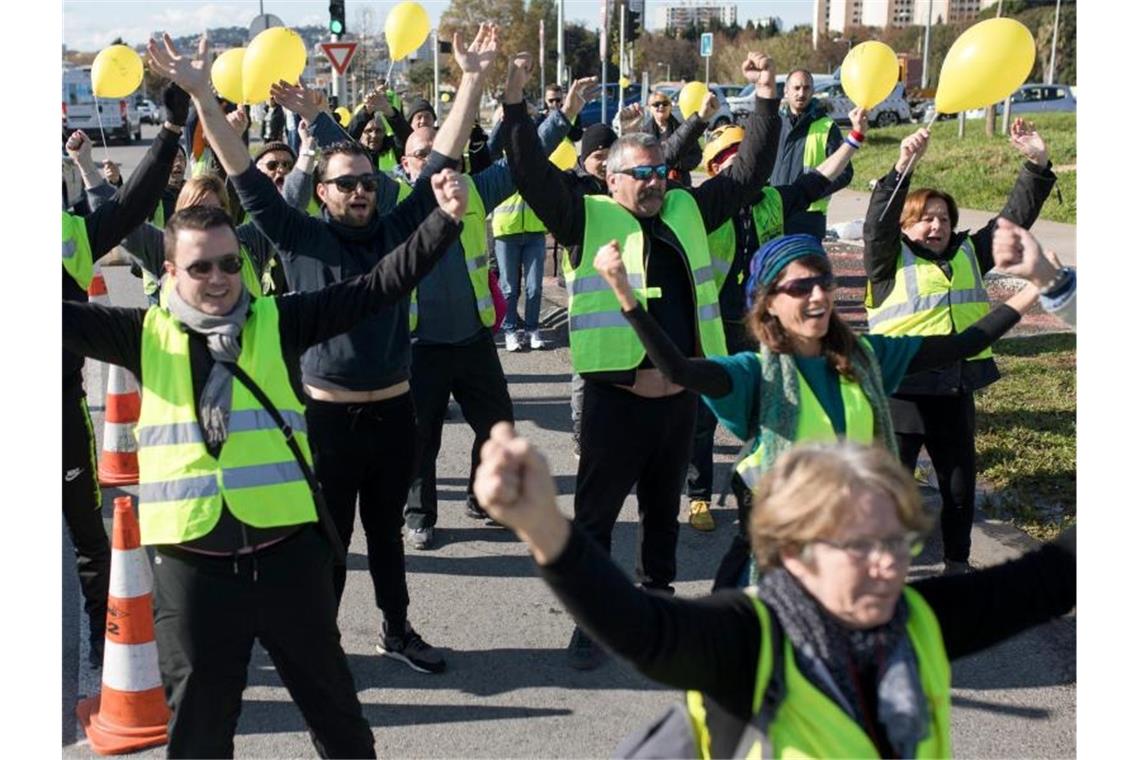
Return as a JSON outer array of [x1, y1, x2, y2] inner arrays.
[[306, 393, 416, 631], [405, 332, 514, 529], [574, 382, 699, 590], [62, 392, 110, 646], [893, 392, 978, 562], [711, 472, 756, 590], [687, 322, 755, 501], [153, 528, 374, 758]]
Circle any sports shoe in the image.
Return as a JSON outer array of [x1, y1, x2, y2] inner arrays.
[[529, 329, 548, 350], [377, 623, 446, 674], [566, 626, 606, 671], [466, 499, 489, 520], [504, 330, 523, 352], [408, 526, 434, 550], [942, 560, 974, 576], [688, 500, 715, 532]]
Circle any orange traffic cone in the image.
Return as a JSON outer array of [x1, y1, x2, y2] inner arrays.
[[97, 364, 140, 486], [87, 266, 109, 304], [77, 496, 170, 754]]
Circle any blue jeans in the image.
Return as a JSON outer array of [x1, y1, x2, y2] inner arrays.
[[493, 233, 546, 331]]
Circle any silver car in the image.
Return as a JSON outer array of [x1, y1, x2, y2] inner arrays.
[[816, 82, 912, 128], [964, 83, 1077, 119]]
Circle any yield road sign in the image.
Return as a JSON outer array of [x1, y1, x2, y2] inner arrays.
[[700, 32, 714, 58], [320, 42, 359, 75]]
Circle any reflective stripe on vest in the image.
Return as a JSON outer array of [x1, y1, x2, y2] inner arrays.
[[492, 192, 548, 236], [567, 191, 727, 374], [707, 187, 786, 293], [735, 362, 875, 490], [62, 211, 94, 289], [135, 297, 317, 545], [865, 238, 992, 360], [157, 245, 265, 305], [802, 117, 834, 214], [409, 175, 493, 331], [686, 588, 951, 759]]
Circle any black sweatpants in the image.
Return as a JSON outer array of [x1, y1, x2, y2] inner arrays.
[[894, 392, 978, 563], [405, 332, 514, 529], [306, 393, 416, 632], [62, 392, 110, 647], [574, 381, 699, 591], [153, 527, 374, 758]]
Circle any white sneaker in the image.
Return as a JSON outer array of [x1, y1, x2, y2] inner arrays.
[[529, 330, 547, 350], [504, 331, 523, 352]]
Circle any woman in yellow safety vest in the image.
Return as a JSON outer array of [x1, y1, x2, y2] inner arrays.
[[862, 118, 1057, 574], [475, 429, 1075, 759], [593, 232, 1043, 588]]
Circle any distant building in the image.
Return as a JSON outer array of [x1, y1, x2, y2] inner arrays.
[[813, 0, 999, 34], [655, 3, 738, 34]]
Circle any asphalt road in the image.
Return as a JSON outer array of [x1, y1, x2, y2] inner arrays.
[[62, 261, 1074, 757]]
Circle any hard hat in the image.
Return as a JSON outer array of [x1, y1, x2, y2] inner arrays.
[[702, 125, 745, 173]]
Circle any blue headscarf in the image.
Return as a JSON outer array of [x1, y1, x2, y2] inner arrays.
[[744, 234, 828, 311]]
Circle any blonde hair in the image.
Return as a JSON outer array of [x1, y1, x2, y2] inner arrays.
[[749, 442, 931, 570], [175, 174, 233, 219]]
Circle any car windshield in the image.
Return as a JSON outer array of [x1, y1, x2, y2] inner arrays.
[[737, 84, 754, 98]]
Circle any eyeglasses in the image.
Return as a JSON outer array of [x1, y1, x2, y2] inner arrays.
[[770, 273, 836, 297], [815, 532, 925, 563], [178, 254, 244, 279], [650, 101, 672, 109], [262, 159, 293, 172], [616, 163, 668, 181], [323, 173, 381, 193], [546, 98, 563, 106], [408, 147, 432, 160]]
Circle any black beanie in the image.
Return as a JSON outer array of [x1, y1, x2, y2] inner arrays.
[[580, 124, 617, 158], [252, 141, 296, 164], [406, 99, 437, 125]]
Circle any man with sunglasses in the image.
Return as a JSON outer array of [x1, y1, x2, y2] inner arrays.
[[503, 49, 783, 670], [63, 160, 468, 754], [641, 90, 702, 186], [151, 25, 499, 676]]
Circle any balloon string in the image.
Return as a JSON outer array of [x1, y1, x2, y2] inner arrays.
[[93, 96, 110, 165], [386, 60, 395, 84], [876, 109, 940, 222]]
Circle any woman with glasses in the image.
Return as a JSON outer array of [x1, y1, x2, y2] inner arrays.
[[643, 89, 702, 186], [593, 232, 1043, 588], [474, 426, 1075, 758]]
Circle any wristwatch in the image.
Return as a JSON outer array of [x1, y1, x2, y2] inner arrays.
[[300, 148, 318, 159]]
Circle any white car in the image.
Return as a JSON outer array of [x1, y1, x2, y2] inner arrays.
[[816, 82, 912, 128]]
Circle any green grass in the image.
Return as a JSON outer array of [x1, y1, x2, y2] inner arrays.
[[853, 113, 1076, 224], [974, 333, 1076, 540]]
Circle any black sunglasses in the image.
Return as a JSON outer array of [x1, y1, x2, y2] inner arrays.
[[263, 159, 293, 172], [771, 273, 836, 297], [617, 163, 668, 181], [179, 254, 244, 279], [323, 173, 381, 193], [650, 101, 671, 109]]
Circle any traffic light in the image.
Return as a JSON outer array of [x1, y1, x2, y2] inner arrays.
[[329, 0, 346, 36], [626, 7, 642, 42]]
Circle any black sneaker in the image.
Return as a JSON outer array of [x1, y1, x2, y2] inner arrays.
[[566, 626, 606, 671], [465, 499, 500, 526], [376, 623, 446, 674]]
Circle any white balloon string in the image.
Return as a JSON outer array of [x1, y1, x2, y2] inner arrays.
[[94, 96, 109, 164], [386, 60, 395, 83], [876, 109, 939, 222]]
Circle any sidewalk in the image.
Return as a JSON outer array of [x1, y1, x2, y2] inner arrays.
[[826, 188, 1077, 267]]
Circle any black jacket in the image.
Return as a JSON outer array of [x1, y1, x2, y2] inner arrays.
[[646, 112, 702, 186]]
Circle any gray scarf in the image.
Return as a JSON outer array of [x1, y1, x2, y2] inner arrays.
[[165, 286, 251, 446]]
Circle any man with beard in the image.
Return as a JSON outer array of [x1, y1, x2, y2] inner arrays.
[[503, 50, 782, 670]]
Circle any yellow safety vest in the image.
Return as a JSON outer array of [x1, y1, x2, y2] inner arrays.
[[865, 238, 992, 361], [707, 187, 785, 293], [565, 191, 727, 374], [688, 587, 952, 759], [734, 361, 874, 491], [409, 175, 494, 332], [802, 117, 834, 215], [62, 212, 93, 289], [135, 297, 317, 545], [491, 192, 547, 236]]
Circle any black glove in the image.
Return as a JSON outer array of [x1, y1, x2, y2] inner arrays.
[[162, 82, 191, 127]]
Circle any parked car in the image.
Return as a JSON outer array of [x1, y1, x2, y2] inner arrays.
[[137, 98, 159, 124], [816, 82, 912, 128], [963, 83, 1076, 119], [578, 82, 642, 127]]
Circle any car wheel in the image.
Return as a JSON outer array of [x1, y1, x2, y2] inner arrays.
[[875, 111, 900, 128]]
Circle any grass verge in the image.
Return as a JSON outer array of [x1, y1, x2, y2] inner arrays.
[[974, 332, 1075, 540], [852, 112, 1076, 224]]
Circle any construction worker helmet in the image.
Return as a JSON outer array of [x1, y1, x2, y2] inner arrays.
[[702, 125, 745, 173]]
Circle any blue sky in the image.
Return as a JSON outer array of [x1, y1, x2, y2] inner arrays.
[[63, 0, 815, 52]]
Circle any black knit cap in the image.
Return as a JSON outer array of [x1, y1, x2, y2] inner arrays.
[[406, 99, 437, 125], [580, 124, 617, 157], [252, 141, 296, 164]]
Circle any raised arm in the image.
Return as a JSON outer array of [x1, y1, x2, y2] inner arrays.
[[992, 217, 1075, 327], [863, 127, 930, 287], [432, 24, 499, 162], [660, 92, 715, 170]]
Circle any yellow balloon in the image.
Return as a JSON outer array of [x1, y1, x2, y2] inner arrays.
[[243, 27, 307, 105], [211, 48, 246, 104], [549, 140, 577, 170], [91, 45, 144, 99], [840, 41, 898, 109], [678, 81, 708, 120], [385, 2, 431, 61], [935, 18, 1035, 114], [335, 107, 352, 127], [619, 76, 630, 89]]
